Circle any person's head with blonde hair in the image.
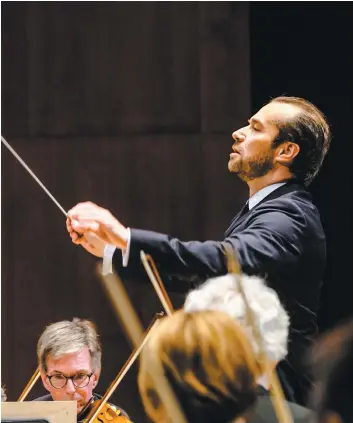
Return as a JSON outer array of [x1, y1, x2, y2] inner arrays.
[[138, 309, 261, 423]]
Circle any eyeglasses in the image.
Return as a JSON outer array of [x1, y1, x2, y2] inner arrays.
[[46, 373, 93, 389]]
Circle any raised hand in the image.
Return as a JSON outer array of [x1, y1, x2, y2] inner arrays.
[[67, 202, 129, 250], [66, 218, 106, 257]]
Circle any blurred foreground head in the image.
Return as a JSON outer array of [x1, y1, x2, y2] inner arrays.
[[138, 309, 261, 423], [310, 318, 353, 423]]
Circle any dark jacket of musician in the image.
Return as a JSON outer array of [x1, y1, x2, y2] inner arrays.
[[33, 392, 130, 422]]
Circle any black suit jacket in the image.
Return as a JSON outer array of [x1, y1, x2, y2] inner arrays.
[[248, 386, 313, 423], [113, 180, 326, 402]]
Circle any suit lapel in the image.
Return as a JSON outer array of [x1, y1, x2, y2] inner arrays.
[[224, 203, 250, 237], [224, 180, 306, 238]]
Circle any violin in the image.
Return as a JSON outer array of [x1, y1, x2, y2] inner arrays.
[[17, 368, 132, 423], [79, 313, 162, 423], [78, 398, 131, 423], [92, 403, 130, 423], [16, 314, 162, 423]]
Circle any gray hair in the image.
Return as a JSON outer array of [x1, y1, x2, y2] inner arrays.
[[184, 274, 289, 362], [37, 318, 102, 374]]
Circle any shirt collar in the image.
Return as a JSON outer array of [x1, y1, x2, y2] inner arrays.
[[257, 374, 270, 390], [248, 182, 287, 210]]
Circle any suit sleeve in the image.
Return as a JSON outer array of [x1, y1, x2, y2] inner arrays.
[[112, 202, 307, 283]]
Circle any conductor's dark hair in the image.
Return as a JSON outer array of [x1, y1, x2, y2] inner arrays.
[[270, 96, 331, 186]]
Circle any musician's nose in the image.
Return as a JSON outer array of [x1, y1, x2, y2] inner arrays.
[[232, 129, 245, 144], [65, 379, 76, 395]]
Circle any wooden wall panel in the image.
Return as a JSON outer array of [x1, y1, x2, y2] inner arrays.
[[1, 3, 250, 421]]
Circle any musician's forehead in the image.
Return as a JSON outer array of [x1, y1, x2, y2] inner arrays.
[[252, 102, 300, 127], [46, 348, 92, 373]]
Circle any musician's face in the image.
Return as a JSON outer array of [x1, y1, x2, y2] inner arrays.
[[229, 102, 299, 181], [41, 348, 99, 415]]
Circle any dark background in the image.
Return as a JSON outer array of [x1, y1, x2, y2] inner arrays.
[[2, 2, 352, 422]]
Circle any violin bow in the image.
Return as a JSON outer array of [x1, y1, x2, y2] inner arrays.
[[16, 264, 146, 406], [140, 246, 294, 423], [225, 244, 294, 423], [83, 307, 163, 422], [140, 251, 174, 316], [96, 265, 188, 423], [17, 366, 41, 401]]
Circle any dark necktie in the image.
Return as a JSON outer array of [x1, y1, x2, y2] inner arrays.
[[238, 201, 249, 218], [225, 201, 249, 237]]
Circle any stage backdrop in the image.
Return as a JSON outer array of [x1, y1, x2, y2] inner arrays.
[[1, 3, 250, 421]]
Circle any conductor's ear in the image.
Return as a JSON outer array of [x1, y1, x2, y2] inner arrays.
[[276, 142, 300, 166]]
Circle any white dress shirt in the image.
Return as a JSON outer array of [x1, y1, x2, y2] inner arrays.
[[248, 182, 286, 210]]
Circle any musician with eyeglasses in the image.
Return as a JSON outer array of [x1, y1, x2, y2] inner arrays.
[[33, 318, 130, 422]]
